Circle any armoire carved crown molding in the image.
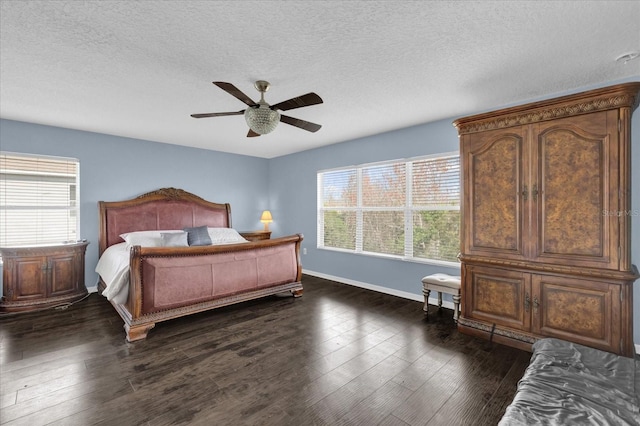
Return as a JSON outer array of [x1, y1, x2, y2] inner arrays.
[[453, 82, 640, 134]]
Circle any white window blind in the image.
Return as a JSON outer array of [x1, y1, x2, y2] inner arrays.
[[0, 153, 79, 247], [318, 169, 357, 251], [318, 153, 460, 264], [411, 155, 460, 262], [361, 163, 406, 256]]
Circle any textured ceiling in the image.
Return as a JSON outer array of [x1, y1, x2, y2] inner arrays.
[[1, 1, 639, 159]]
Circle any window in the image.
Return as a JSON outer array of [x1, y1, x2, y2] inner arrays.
[[317, 153, 460, 265], [0, 153, 79, 247]]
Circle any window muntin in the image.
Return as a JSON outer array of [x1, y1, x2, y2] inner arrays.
[[318, 153, 460, 264], [0, 153, 80, 247]]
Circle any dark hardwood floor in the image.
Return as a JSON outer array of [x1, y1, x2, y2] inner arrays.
[[0, 275, 530, 425]]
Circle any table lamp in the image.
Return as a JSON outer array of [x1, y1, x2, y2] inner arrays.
[[260, 210, 273, 231]]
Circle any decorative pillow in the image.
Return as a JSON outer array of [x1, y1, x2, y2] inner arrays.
[[184, 225, 212, 246], [207, 227, 249, 245], [161, 232, 188, 247], [120, 230, 183, 248]]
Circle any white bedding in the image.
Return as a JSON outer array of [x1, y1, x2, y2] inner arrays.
[[96, 228, 250, 304], [95, 242, 130, 304]]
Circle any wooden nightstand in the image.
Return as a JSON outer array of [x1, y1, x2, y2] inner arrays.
[[0, 241, 89, 313], [240, 231, 271, 241]]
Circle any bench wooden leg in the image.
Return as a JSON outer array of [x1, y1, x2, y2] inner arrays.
[[422, 288, 431, 319], [452, 293, 461, 323]]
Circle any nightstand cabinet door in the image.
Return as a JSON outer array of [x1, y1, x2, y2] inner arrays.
[[49, 251, 82, 297], [7, 256, 48, 302]]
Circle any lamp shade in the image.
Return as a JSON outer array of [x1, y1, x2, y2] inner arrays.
[[260, 210, 273, 223]]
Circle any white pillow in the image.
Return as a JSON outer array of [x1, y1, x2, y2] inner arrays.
[[207, 227, 248, 245], [120, 230, 183, 248]]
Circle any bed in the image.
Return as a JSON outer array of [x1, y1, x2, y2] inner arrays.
[[499, 338, 639, 425], [96, 187, 303, 342]]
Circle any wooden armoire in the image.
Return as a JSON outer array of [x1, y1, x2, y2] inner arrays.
[[453, 83, 640, 357]]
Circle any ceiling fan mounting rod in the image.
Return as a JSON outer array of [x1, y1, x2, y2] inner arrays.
[[254, 80, 270, 104]]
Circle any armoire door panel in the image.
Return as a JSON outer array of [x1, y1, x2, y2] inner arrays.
[[464, 129, 526, 260], [532, 274, 618, 352], [467, 266, 530, 331], [534, 111, 619, 269]]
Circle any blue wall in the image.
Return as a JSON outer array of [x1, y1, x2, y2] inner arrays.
[[1, 78, 639, 345], [0, 119, 270, 290]]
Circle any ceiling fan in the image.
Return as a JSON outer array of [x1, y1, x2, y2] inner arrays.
[[191, 81, 323, 137]]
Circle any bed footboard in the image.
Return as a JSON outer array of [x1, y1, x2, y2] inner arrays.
[[106, 234, 303, 342]]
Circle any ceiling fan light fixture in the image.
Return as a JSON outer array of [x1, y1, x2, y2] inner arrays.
[[244, 104, 280, 135], [192, 80, 322, 137]]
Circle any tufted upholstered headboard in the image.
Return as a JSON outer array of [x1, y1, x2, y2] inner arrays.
[[98, 188, 232, 255]]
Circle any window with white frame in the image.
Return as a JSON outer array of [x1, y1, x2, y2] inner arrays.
[[317, 153, 460, 264], [0, 152, 80, 247]]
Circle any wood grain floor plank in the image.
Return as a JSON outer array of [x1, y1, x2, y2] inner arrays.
[[390, 344, 454, 391], [391, 349, 472, 425], [296, 354, 411, 425], [0, 373, 132, 425], [378, 413, 413, 426], [425, 345, 522, 425], [470, 350, 533, 425], [334, 380, 415, 426]]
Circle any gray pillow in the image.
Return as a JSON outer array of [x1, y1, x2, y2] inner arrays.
[[161, 232, 188, 247], [183, 226, 212, 246]]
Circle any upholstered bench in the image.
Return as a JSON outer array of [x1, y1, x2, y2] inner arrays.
[[421, 273, 461, 322]]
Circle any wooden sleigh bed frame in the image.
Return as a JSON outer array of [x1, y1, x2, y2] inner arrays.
[[97, 188, 303, 342]]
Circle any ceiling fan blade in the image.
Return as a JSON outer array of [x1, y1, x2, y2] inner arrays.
[[190, 110, 245, 118], [247, 129, 260, 138], [213, 82, 258, 107], [270, 93, 323, 111], [280, 115, 322, 133]]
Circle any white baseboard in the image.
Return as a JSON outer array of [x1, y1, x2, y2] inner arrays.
[[302, 269, 640, 354], [302, 269, 455, 310], [86, 285, 98, 293]]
